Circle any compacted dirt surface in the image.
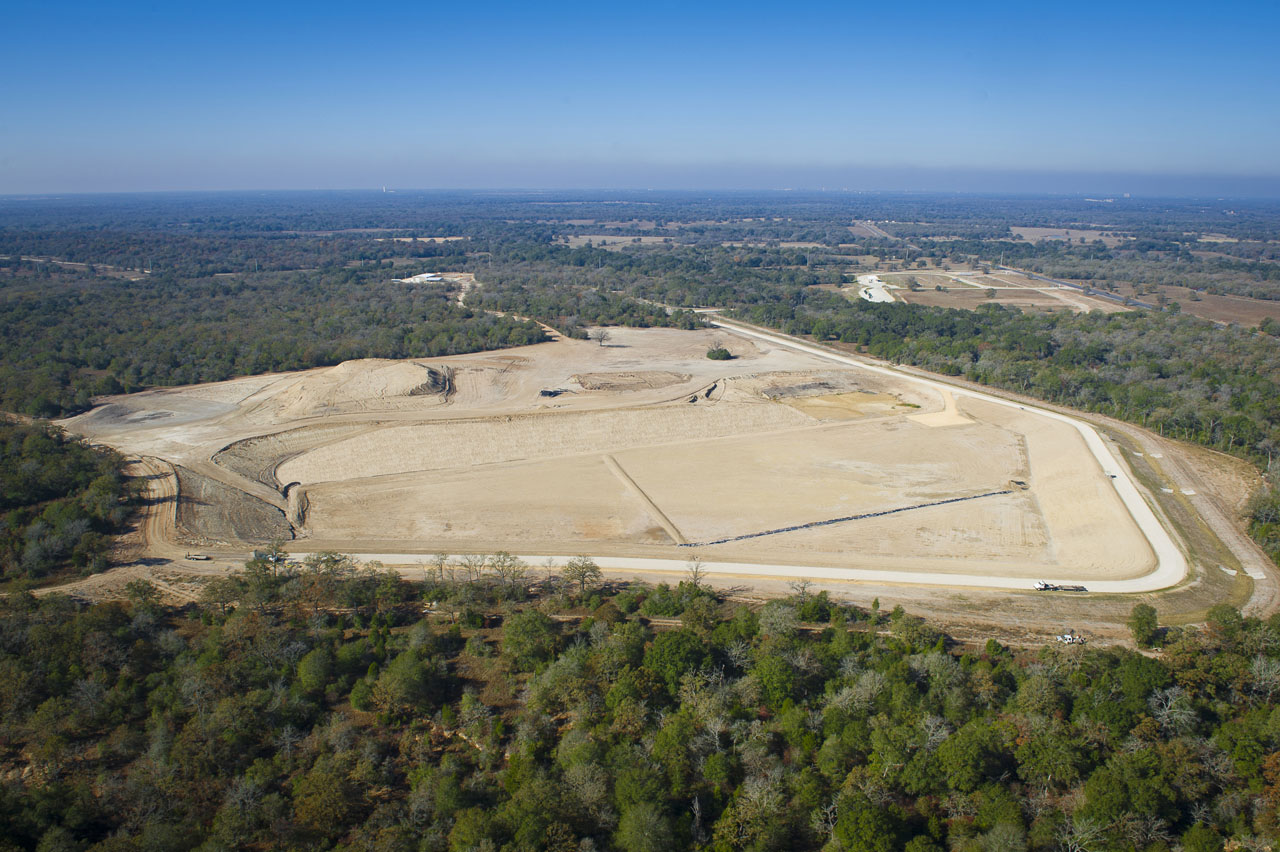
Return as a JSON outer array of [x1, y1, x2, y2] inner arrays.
[[49, 321, 1277, 639]]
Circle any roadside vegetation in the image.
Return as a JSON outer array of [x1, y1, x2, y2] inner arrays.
[[0, 421, 137, 585], [3, 555, 1280, 851]]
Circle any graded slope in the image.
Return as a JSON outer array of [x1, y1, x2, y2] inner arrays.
[[60, 324, 1175, 589]]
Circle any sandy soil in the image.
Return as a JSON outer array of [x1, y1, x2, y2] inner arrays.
[[42, 317, 1278, 648], [880, 270, 1127, 314], [711, 319, 1182, 592], [56, 321, 1174, 595]]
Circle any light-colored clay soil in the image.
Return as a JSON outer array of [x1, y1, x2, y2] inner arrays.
[[59, 323, 1168, 591]]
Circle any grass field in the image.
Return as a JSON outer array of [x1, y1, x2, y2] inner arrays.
[[1109, 282, 1280, 326], [561, 234, 671, 249], [1012, 226, 1131, 248]]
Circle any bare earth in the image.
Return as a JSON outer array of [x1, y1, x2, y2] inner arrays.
[[48, 319, 1278, 641], [62, 323, 1170, 585], [871, 270, 1128, 314]]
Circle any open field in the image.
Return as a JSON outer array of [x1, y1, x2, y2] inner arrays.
[[561, 234, 672, 248], [376, 236, 467, 242], [850, 221, 893, 239], [0, 255, 148, 280], [856, 270, 1129, 313], [720, 241, 829, 249], [1012, 226, 1131, 248], [58, 318, 1187, 592], [1108, 282, 1280, 327], [895, 287, 1124, 313]]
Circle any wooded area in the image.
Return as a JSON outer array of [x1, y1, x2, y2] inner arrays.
[[0, 422, 137, 583], [1, 559, 1278, 851], [0, 264, 546, 417]]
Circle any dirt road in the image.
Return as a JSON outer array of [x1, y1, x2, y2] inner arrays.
[[706, 318, 1188, 593], [36, 456, 238, 602], [285, 316, 1187, 595], [40, 320, 1273, 629]]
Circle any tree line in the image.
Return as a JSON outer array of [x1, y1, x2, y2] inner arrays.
[[2, 554, 1279, 851], [0, 421, 137, 583], [0, 266, 546, 418]]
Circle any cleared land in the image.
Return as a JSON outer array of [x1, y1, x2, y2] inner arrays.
[[1012, 226, 1131, 248], [60, 321, 1179, 590], [865, 270, 1129, 314], [1109, 282, 1280, 327], [562, 235, 672, 249]]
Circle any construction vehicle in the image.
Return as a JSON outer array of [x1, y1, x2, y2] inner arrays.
[[1034, 581, 1087, 592]]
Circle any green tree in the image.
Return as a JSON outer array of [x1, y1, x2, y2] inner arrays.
[[1182, 822, 1224, 852], [372, 649, 437, 715], [643, 629, 708, 692], [124, 578, 161, 612], [296, 647, 333, 695], [753, 654, 797, 709], [293, 763, 359, 837], [504, 609, 559, 671], [833, 797, 901, 852], [1128, 603, 1159, 647], [1205, 604, 1243, 646], [449, 808, 497, 852], [936, 719, 1010, 793], [615, 802, 673, 852]]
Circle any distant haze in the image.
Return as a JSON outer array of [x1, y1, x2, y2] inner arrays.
[[3, 0, 1278, 197]]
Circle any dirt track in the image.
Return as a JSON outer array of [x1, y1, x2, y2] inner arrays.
[[45, 321, 1276, 633], [36, 457, 234, 603], [708, 318, 1184, 592]]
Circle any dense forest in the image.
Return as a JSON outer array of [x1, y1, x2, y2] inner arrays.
[[2, 557, 1280, 851], [0, 422, 137, 583], [0, 264, 548, 417]]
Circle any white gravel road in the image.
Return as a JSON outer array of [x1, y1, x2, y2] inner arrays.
[[292, 320, 1189, 595]]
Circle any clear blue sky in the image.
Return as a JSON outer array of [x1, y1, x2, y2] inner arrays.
[[3, 0, 1278, 194]]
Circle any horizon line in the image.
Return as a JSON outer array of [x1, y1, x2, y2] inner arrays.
[[5, 185, 1280, 202]]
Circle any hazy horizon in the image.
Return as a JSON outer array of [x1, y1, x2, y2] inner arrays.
[[5, 169, 1280, 201], [3, 0, 1277, 197]]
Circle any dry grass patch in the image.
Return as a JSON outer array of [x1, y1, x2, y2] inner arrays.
[[1012, 227, 1130, 248]]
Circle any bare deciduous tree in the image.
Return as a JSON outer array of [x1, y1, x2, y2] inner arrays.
[[686, 556, 706, 589], [788, 579, 812, 601], [489, 551, 528, 597], [430, 552, 450, 583], [562, 555, 602, 595], [457, 553, 487, 584]]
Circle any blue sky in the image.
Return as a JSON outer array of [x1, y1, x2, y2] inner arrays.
[[2, 0, 1278, 194]]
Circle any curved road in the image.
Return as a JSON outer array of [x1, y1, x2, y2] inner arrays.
[[295, 318, 1190, 595]]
